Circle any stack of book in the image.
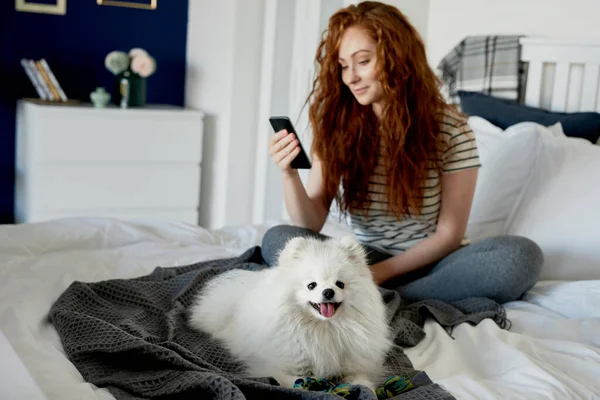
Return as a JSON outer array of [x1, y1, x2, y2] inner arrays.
[[20, 58, 69, 102]]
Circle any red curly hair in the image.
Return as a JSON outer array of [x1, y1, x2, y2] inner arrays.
[[308, 1, 450, 219]]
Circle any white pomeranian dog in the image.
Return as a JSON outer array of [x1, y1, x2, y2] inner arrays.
[[188, 235, 393, 391]]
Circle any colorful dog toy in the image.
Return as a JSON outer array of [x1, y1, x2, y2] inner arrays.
[[293, 374, 414, 399]]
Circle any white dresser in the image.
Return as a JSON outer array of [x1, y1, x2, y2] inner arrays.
[[14, 100, 204, 225]]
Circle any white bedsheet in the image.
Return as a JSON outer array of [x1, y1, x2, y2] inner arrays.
[[405, 281, 600, 399], [0, 218, 599, 400]]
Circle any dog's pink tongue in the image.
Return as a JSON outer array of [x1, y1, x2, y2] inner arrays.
[[320, 303, 335, 318]]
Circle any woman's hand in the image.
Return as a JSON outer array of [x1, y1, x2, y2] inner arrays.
[[269, 129, 301, 175], [370, 259, 398, 285]]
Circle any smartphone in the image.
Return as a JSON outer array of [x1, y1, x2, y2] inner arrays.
[[269, 116, 312, 169]]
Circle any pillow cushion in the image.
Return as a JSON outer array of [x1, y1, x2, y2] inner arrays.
[[466, 117, 545, 240], [507, 135, 600, 281], [468, 116, 600, 280], [458, 90, 600, 143]]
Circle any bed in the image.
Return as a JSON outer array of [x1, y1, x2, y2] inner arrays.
[[2, 38, 600, 400]]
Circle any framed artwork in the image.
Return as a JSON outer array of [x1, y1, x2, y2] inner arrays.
[[15, 0, 66, 15], [97, 0, 157, 10]]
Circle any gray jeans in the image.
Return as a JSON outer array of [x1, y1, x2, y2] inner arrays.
[[261, 224, 544, 304]]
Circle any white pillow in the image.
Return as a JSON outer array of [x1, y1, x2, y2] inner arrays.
[[507, 135, 600, 280], [467, 117, 600, 280], [466, 117, 544, 240]]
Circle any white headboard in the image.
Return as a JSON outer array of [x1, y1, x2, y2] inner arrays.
[[520, 38, 600, 113]]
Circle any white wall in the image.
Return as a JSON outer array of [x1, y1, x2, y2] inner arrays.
[[226, 0, 265, 225], [427, 0, 600, 69], [185, 0, 264, 229], [389, 0, 430, 43], [253, 0, 296, 224]]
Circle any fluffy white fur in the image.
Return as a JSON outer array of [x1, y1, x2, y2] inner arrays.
[[188, 235, 393, 391]]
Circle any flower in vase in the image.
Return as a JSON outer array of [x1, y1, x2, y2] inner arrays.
[[130, 53, 157, 78], [105, 47, 157, 80], [129, 48, 148, 58], [104, 51, 129, 75]]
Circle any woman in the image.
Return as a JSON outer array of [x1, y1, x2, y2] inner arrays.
[[262, 1, 543, 304]]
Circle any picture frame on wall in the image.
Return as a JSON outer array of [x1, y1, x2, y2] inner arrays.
[[15, 0, 66, 15], [97, 0, 157, 10]]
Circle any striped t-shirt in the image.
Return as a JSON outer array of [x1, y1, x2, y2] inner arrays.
[[348, 109, 481, 255]]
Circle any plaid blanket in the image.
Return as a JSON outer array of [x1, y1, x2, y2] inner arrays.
[[437, 35, 525, 105], [49, 246, 509, 400]]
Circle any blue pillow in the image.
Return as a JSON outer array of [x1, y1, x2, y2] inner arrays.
[[458, 90, 600, 143]]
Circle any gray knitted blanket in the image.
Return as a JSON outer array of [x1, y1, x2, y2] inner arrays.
[[49, 246, 508, 400]]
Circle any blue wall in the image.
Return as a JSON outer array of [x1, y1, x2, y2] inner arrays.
[[0, 0, 189, 223]]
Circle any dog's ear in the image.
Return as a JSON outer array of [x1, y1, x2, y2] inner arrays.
[[277, 236, 311, 265], [338, 235, 368, 265]]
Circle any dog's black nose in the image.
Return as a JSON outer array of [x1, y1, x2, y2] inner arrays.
[[322, 288, 335, 300]]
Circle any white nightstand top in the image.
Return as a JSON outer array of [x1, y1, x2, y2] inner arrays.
[[19, 99, 205, 117]]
